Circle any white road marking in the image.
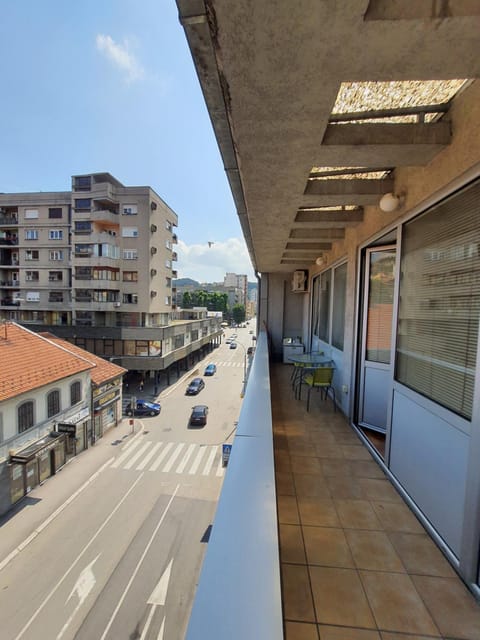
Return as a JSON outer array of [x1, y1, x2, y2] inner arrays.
[[188, 446, 207, 475], [14, 474, 145, 640], [99, 486, 180, 640], [136, 442, 162, 470], [123, 442, 151, 470], [202, 446, 217, 475], [148, 559, 173, 606], [111, 439, 143, 468], [216, 454, 225, 477], [57, 554, 101, 639], [175, 444, 196, 474], [149, 442, 174, 471], [163, 443, 185, 473]]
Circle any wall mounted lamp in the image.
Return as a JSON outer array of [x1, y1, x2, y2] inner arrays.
[[315, 256, 327, 267], [379, 192, 405, 213]]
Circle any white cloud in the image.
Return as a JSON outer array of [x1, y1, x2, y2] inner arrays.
[[176, 238, 255, 283], [96, 34, 144, 82]]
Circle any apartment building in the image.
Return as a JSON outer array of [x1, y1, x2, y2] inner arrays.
[[0, 173, 222, 376]]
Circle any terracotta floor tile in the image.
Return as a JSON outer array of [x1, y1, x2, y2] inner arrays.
[[294, 473, 331, 499], [291, 454, 323, 474], [278, 494, 300, 525], [388, 532, 456, 577], [345, 530, 405, 572], [309, 432, 337, 445], [298, 497, 341, 527], [360, 571, 440, 636], [357, 478, 402, 503], [319, 626, 381, 640], [279, 524, 307, 564], [275, 451, 292, 472], [325, 475, 366, 499], [289, 440, 317, 456], [314, 443, 344, 459], [285, 621, 319, 640], [380, 634, 438, 640], [350, 460, 386, 479], [303, 526, 355, 568], [309, 566, 376, 628], [276, 471, 296, 496], [334, 499, 383, 530], [411, 575, 480, 639], [371, 502, 425, 533], [282, 563, 316, 623], [321, 459, 354, 477], [341, 444, 373, 460]]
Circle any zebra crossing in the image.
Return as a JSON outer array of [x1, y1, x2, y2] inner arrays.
[[110, 438, 226, 477]]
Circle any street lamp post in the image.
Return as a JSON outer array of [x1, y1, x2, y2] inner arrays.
[[236, 342, 248, 397]]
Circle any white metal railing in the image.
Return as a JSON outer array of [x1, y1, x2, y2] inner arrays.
[[185, 331, 283, 639]]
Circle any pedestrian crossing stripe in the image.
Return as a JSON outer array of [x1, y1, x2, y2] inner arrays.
[[110, 440, 226, 477]]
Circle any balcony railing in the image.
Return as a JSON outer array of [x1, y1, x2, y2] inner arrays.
[[185, 331, 283, 639]]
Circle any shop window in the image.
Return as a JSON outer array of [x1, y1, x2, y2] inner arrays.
[[47, 390, 60, 417], [396, 178, 480, 420], [18, 401, 34, 433], [70, 381, 81, 406]]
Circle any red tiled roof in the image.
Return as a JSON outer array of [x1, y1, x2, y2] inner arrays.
[[0, 323, 95, 402], [40, 333, 127, 385]]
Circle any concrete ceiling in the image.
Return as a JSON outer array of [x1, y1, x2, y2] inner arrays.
[[176, 0, 480, 274]]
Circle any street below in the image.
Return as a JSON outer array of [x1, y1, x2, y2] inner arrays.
[[0, 325, 254, 640]]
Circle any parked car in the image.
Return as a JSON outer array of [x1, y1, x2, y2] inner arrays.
[[225, 338, 232, 344], [186, 377, 205, 395], [247, 346, 254, 355], [229, 342, 237, 349], [204, 363, 217, 376], [189, 404, 208, 427], [125, 400, 161, 417]]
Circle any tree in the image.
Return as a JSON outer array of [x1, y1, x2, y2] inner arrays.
[[232, 304, 246, 325]]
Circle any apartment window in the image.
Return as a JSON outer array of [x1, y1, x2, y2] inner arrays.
[[70, 381, 81, 406], [47, 390, 60, 417], [165, 296, 171, 305], [123, 293, 138, 304], [92, 268, 119, 281], [49, 250, 64, 261], [123, 271, 138, 282], [122, 204, 138, 215], [174, 335, 185, 349], [75, 244, 93, 256], [74, 176, 92, 191], [75, 289, 92, 301], [396, 178, 480, 421], [166, 240, 172, 250], [166, 221, 172, 232], [75, 267, 92, 280], [332, 263, 347, 351], [26, 291, 40, 302], [95, 244, 119, 259], [25, 229, 38, 240], [49, 291, 63, 302], [49, 271, 63, 282], [317, 271, 331, 342], [24, 209, 38, 219], [122, 227, 139, 237], [26, 270, 39, 281], [74, 221, 92, 234], [18, 401, 34, 433], [123, 249, 138, 260], [166, 277, 172, 287], [74, 198, 91, 211], [25, 250, 39, 261], [165, 260, 171, 269], [49, 207, 63, 219], [49, 229, 63, 240]]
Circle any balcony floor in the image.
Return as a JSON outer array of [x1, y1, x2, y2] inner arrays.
[[271, 364, 480, 640]]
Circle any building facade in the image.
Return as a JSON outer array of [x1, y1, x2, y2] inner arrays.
[[0, 173, 222, 377]]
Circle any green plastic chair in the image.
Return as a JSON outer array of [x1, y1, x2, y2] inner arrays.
[[303, 366, 336, 412]]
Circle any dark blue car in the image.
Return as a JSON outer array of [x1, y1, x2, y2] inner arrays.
[[125, 400, 161, 417], [204, 363, 217, 376]]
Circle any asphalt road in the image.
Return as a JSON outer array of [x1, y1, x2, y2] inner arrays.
[[0, 326, 253, 640]]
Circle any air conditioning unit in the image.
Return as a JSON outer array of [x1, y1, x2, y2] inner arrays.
[[114, 302, 121, 307], [292, 269, 309, 293], [150, 224, 157, 232], [150, 246, 157, 255], [150, 268, 157, 276], [150, 202, 157, 210], [150, 290, 157, 297]]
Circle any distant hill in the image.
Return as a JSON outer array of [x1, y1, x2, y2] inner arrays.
[[174, 278, 200, 287]]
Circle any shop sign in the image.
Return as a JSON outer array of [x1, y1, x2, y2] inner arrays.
[[57, 422, 77, 436]]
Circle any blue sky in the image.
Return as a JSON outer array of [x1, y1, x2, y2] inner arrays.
[[0, 0, 255, 283]]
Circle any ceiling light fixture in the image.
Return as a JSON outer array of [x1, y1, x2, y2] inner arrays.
[[379, 192, 405, 213], [315, 256, 327, 267]]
